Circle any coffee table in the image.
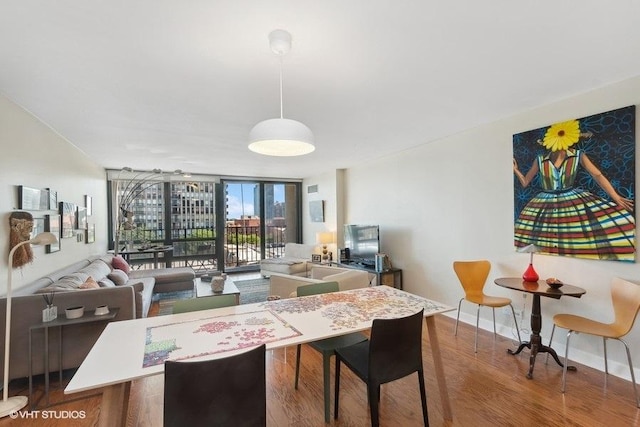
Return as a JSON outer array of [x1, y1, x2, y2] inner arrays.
[[195, 277, 240, 305]]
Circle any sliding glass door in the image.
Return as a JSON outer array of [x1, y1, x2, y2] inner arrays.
[[223, 180, 301, 272]]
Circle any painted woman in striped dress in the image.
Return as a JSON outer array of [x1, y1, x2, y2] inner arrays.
[[513, 119, 635, 261]]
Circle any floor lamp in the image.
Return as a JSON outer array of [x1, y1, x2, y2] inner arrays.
[[1, 231, 57, 418]]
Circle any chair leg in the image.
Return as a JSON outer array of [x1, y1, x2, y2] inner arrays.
[[545, 324, 556, 365], [492, 307, 497, 337], [474, 304, 480, 353], [603, 337, 609, 388], [418, 370, 429, 427], [561, 330, 573, 393], [294, 344, 302, 389], [322, 352, 331, 423], [334, 357, 341, 420], [618, 338, 640, 408], [368, 383, 380, 427], [508, 303, 522, 344], [454, 298, 463, 336]]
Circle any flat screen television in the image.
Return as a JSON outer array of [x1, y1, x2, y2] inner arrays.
[[343, 224, 380, 265]]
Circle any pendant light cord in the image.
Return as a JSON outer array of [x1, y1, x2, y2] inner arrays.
[[279, 56, 284, 119]]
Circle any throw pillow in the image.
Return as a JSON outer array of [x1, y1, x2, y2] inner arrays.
[[111, 255, 131, 274], [98, 277, 116, 288], [107, 269, 129, 286], [80, 276, 100, 289]]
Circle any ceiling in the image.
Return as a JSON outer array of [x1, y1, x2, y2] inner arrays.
[[2, 1, 640, 179]]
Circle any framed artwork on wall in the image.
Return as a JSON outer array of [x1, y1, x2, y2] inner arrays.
[[85, 195, 92, 216], [309, 200, 324, 222], [86, 224, 95, 244], [47, 189, 58, 211], [30, 217, 45, 240], [59, 202, 76, 238], [18, 186, 48, 211], [76, 206, 88, 230], [45, 214, 61, 253], [512, 105, 636, 262]]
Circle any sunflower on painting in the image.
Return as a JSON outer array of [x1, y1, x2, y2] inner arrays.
[[513, 117, 635, 262]]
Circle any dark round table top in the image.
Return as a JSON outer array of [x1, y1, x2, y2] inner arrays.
[[494, 277, 586, 299]]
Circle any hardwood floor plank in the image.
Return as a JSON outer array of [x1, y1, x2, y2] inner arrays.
[[3, 303, 640, 426]]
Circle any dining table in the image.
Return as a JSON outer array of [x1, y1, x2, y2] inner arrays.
[[65, 285, 455, 427], [494, 277, 586, 379]]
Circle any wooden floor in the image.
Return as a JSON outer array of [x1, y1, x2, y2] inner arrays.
[[4, 302, 640, 426]]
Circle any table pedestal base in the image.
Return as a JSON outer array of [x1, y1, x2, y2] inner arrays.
[[507, 334, 576, 379]]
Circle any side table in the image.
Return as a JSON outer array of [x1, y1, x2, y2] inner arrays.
[[28, 307, 119, 409]]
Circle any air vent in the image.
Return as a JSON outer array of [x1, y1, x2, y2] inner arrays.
[[307, 184, 318, 193]]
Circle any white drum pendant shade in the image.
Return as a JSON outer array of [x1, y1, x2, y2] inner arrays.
[[249, 118, 315, 156], [249, 29, 315, 157]]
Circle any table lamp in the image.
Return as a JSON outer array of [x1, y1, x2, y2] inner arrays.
[[316, 232, 334, 261], [517, 244, 541, 282], [1, 231, 57, 418]]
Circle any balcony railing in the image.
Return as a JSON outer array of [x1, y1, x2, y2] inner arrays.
[[118, 225, 287, 272]]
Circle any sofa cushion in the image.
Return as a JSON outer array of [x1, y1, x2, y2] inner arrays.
[[37, 272, 89, 293], [128, 267, 195, 293], [323, 270, 370, 291], [108, 269, 129, 286], [78, 259, 112, 281], [111, 255, 131, 273], [98, 277, 116, 288]]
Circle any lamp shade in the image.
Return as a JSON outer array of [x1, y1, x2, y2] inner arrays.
[[316, 232, 334, 245], [248, 118, 315, 156], [30, 231, 58, 246]]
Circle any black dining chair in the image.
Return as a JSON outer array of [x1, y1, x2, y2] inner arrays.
[[163, 344, 266, 427], [334, 309, 428, 427], [295, 281, 368, 423]]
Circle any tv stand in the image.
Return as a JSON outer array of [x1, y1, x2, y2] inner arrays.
[[332, 261, 402, 290]]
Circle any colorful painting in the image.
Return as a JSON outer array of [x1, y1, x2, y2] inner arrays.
[[513, 106, 635, 262], [142, 309, 301, 368]]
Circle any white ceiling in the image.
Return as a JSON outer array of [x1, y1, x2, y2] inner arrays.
[[2, 1, 640, 179]]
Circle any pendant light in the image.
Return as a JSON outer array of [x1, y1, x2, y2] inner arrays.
[[249, 29, 315, 156]]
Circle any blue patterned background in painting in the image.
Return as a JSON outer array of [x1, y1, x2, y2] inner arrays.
[[512, 105, 635, 221]]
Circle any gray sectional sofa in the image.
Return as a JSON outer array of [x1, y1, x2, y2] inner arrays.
[[0, 254, 195, 383]]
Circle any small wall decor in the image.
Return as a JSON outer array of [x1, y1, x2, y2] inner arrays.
[[85, 195, 92, 216], [76, 206, 88, 230], [30, 217, 45, 240], [45, 214, 61, 253], [59, 202, 76, 238], [47, 189, 57, 210], [513, 105, 635, 262], [309, 200, 324, 222], [18, 186, 48, 211], [86, 224, 95, 244], [9, 211, 34, 267], [311, 254, 322, 263]]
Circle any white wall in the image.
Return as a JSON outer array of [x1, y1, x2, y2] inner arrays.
[[0, 94, 107, 293], [305, 75, 640, 381], [302, 170, 340, 257]]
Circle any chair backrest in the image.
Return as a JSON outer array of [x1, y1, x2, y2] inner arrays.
[[453, 260, 491, 298], [172, 294, 237, 314], [611, 277, 640, 337], [368, 309, 424, 385], [297, 281, 339, 297], [164, 344, 266, 427]]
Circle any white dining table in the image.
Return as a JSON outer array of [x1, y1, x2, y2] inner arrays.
[[65, 285, 454, 426]]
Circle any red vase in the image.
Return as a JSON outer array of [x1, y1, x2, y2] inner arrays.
[[522, 263, 539, 282]]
